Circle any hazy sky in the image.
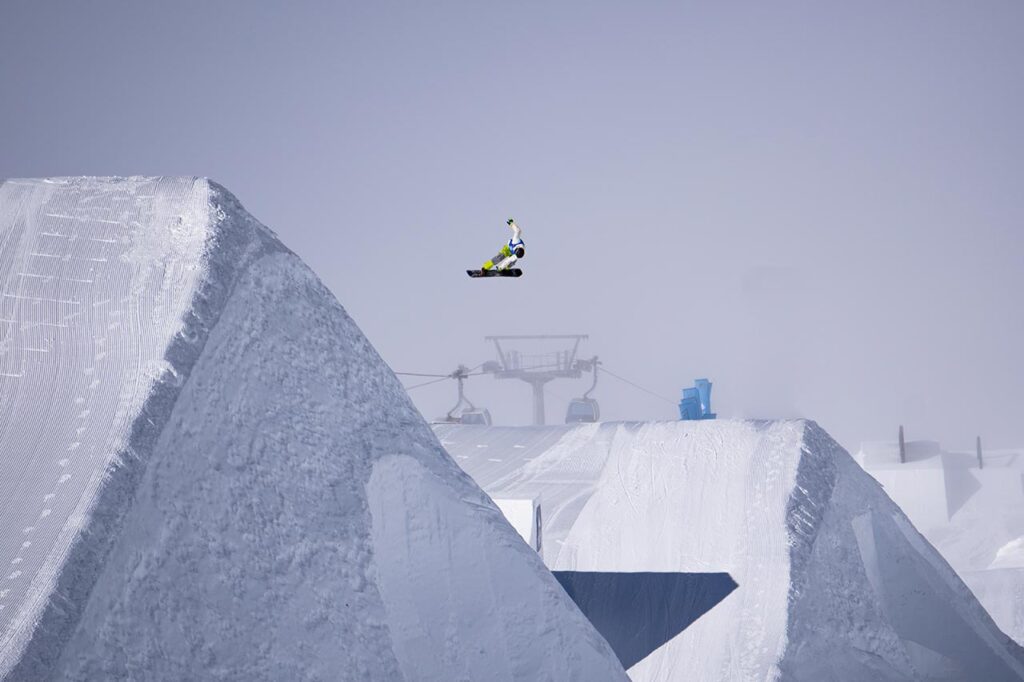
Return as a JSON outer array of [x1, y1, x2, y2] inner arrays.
[[2, 1, 1022, 451]]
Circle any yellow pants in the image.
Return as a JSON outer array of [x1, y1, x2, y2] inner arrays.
[[482, 244, 513, 270]]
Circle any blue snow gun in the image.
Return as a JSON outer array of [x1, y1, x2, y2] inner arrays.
[[679, 378, 716, 421]]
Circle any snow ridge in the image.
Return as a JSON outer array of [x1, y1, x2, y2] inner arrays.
[[437, 419, 1024, 681], [0, 178, 624, 681], [0, 177, 228, 675], [781, 422, 1024, 681], [2, 179, 286, 678]]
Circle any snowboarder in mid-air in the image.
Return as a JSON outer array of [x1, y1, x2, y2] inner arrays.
[[467, 218, 525, 278]]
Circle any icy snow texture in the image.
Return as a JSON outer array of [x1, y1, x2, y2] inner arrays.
[[858, 445, 1024, 647], [0, 177, 625, 681], [436, 420, 1024, 681]]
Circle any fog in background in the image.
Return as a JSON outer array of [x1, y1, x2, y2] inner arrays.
[[2, 1, 1022, 452]]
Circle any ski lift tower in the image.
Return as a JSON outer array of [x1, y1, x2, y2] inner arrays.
[[483, 335, 588, 425]]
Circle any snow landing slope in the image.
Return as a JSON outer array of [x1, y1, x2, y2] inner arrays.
[[858, 443, 1024, 647], [435, 420, 1024, 681], [0, 177, 625, 681]]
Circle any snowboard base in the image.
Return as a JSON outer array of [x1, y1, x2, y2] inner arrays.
[[467, 268, 522, 278]]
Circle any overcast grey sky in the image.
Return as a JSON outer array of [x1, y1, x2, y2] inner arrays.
[[2, 1, 1022, 451]]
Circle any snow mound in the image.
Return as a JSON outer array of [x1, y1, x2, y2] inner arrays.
[[992, 538, 1024, 570], [0, 177, 625, 681], [436, 420, 1024, 681], [857, 444, 1024, 646]]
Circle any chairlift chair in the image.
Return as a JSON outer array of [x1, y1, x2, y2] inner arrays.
[[459, 408, 492, 426], [443, 365, 492, 426], [565, 356, 601, 424], [565, 398, 600, 423]]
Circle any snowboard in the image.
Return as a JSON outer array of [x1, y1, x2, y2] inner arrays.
[[467, 268, 522, 278]]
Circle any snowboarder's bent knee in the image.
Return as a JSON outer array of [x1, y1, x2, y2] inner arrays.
[[482, 218, 525, 271]]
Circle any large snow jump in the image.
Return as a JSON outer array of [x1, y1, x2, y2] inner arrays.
[[435, 420, 1024, 681], [0, 178, 625, 681]]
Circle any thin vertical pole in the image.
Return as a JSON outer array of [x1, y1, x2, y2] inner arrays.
[[532, 381, 546, 426]]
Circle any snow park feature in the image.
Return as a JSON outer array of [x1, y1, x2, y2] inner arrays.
[[493, 497, 543, 554], [679, 378, 716, 420], [0, 178, 627, 681], [435, 420, 1024, 680], [552, 570, 739, 671], [858, 437, 1024, 648]]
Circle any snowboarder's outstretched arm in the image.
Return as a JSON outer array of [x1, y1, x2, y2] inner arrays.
[[507, 218, 522, 242]]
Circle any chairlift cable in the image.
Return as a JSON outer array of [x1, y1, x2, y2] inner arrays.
[[398, 363, 488, 391], [599, 366, 676, 405], [404, 376, 452, 391]]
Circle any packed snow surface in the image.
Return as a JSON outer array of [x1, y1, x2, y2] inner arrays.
[[436, 420, 1024, 681], [0, 177, 625, 681], [858, 443, 1024, 646]]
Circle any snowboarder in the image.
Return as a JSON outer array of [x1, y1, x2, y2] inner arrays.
[[467, 219, 525, 278]]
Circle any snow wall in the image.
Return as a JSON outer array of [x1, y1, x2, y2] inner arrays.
[[0, 177, 626, 681], [435, 420, 1024, 681], [858, 443, 1024, 647]]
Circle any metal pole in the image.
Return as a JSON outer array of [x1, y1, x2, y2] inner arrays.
[[532, 380, 546, 426], [898, 425, 906, 464], [977, 436, 984, 470]]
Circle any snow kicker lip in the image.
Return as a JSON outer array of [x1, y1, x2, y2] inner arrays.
[[553, 571, 738, 670], [0, 178, 629, 681], [0, 177, 223, 676], [436, 420, 1024, 680]]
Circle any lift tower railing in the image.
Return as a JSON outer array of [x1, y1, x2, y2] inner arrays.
[[483, 335, 589, 425]]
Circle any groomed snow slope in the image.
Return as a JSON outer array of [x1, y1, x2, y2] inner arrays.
[[0, 177, 626, 681], [435, 420, 1024, 681], [857, 444, 1024, 646]]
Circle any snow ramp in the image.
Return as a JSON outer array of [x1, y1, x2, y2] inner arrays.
[[435, 420, 1024, 681], [0, 177, 626, 681]]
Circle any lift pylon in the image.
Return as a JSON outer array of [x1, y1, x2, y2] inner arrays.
[[483, 335, 589, 425]]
